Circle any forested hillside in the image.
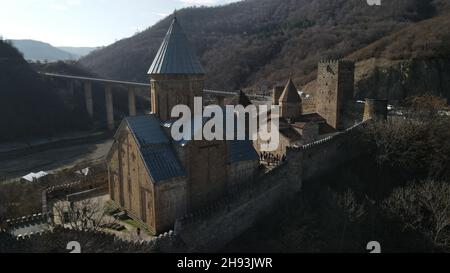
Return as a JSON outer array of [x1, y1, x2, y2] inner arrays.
[[302, 13, 450, 102], [0, 40, 91, 142], [79, 0, 450, 92]]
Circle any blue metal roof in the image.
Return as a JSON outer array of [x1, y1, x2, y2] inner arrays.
[[148, 17, 205, 75], [124, 115, 186, 183], [125, 115, 169, 146], [123, 112, 258, 179], [227, 140, 259, 164], [141, 144, 186, 182]]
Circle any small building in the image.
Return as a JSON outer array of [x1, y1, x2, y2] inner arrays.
[[21, 171, 49, 183], [255, 78, 332, 157]]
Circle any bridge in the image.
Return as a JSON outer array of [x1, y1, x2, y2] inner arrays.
[[41, 73, 241, 130]]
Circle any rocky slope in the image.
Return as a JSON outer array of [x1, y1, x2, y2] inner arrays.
[[303, 13, 450, 103]]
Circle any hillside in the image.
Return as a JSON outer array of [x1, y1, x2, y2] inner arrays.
[[7, 40, 97, 62], [348, 15, 450, 61], [9, 40, 75, 62], [352, 13, 450, 102], [79, 0, 450, 92], [303, 13, 450, 103], [58, 47, 98, 59], [0, 41, 144, 143], [0, 40, 92, 142]]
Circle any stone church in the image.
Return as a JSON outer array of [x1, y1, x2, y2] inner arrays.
[[253, 59, 358, 157], [106, 17, 259, 235]]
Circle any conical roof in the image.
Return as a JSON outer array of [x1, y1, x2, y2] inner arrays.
[[148, 17, 205, 75], [279, 78, 301, 103]]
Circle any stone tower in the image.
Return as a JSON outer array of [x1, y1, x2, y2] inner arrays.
[[363, 99, 388, 122], [315, 60, 355, 130], [272, 85, 284, 105], [148, 17, 205, 121], [279, 78, 302, 121]]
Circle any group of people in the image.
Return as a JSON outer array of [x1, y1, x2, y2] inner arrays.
[[259, 152, 286, 166]]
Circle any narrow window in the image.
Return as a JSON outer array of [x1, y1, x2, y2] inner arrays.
[[140, 188, 147, 222]]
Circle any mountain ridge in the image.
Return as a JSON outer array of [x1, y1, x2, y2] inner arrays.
[[9, 40, 97, 62], [58, 46, 98, 59], [79, 0, 450, 99]]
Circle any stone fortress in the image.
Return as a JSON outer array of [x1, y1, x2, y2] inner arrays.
[[1, 16, 389, 252], [102, 16, 388, 250], [254, 58, 385, 157]]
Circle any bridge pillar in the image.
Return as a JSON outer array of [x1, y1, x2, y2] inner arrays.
[[84, 81, 94, 119], [105, 85, 114, 130], [69, 80, 75, 96], [128, 86, 137, 117], [217, 96, 225, 106]]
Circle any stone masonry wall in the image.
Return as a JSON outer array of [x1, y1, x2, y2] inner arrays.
[[172, 163, 298, 252], [163, 121, 368, 252], [288, 121, 367, 182], [13, 122, 368, 253]]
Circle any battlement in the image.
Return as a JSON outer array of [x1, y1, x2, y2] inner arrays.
[[287, 121, 367, 153], [15, 229, 51, 240], [10, 225, 178, 252], [5, 213, 49, 231], [319, 59, 338, 65], [318, 59, 355, 66], [46, 181, 82, 195]]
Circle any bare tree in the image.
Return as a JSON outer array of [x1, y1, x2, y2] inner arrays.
[[52, 198, 117, 232], [383, 180, 450, 250], [328, 189, 366, 252], [364, 113, 450, 181], [405, 95, 448, 119]]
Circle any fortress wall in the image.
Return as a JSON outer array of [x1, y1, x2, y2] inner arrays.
[[168, 122, 368, 252], [289, 121, 367, 182], [9, 227, 177, 253], [301, 97, 316, 114], [172, 164, 294, 252], [7, 217, 181, 253], [11, 122, 368, 253]]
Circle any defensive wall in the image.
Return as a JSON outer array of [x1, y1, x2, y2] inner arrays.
[[6, 121, 369, 252], [168, 121, 369, 252]]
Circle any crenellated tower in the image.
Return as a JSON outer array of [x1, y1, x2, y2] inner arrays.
[[316, 60, 355, 130]]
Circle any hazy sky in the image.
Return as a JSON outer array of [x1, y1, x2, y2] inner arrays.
[[0, 0, 240, 47]]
